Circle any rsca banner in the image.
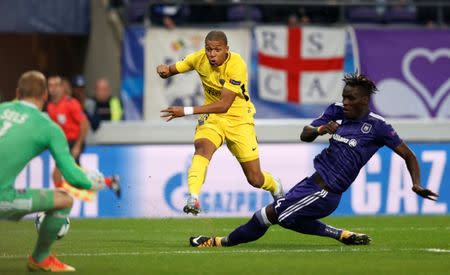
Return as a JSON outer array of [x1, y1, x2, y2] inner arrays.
[[144, 28, 251, 120], [353, 29, 450, 118], [15, 143, 449, 218], [254, 26, 346, 104]]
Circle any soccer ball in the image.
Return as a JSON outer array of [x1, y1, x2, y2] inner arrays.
[[35, 212, 70, 240]]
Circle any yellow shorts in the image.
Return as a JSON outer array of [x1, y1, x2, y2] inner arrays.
[[194, 114, 259, 163]]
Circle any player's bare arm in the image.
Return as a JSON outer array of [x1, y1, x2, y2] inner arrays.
[[300, 121, 340, 142], [156, 64, 179, 79], [393, 142, 439, 201], [161, 88, 237, 122], [72, 119, 89, 158]]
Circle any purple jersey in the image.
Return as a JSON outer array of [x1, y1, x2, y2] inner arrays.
[[311, 103, 402, 194]]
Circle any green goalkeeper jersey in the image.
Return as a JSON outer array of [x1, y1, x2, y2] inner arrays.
[[0, 100, 92, 191]]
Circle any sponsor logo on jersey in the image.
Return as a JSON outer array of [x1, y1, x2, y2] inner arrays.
[[332, 133, 358, 147], [205, 87, 221, 97]]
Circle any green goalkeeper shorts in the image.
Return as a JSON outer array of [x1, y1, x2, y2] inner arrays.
[[0, 189, 54, 221]]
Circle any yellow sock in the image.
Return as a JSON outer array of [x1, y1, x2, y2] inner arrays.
[[214, 237, 223, 247], [261, 171, 277, 194], [188, 155, 210, 196]]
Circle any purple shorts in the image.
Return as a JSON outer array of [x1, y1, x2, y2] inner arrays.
[[273, 176, 342, 226]]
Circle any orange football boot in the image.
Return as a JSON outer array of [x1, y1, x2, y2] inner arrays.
[[27, 255, 75, 272]]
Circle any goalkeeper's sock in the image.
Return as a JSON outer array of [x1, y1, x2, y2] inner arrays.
[[280, 219, 342, 240], [188, 155, 210, 196], [224, 208, 271, 246], [31, 208, 71, 262]]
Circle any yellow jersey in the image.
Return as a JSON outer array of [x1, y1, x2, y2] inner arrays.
[[175, 49, 255, 124]]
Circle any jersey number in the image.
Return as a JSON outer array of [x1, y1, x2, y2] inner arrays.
[[0, 121, 12, 138]]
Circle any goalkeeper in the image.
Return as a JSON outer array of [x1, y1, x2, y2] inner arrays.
[[0, 70, 120, 272]]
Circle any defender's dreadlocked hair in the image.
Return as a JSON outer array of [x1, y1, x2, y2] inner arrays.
[[343, 72, 378, 96]]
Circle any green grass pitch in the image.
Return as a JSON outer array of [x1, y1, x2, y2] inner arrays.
[[1, 216, 449, 274]]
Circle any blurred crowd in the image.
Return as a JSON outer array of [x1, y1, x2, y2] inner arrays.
[[46, 74, 123, 132], [109, 0, 449, 28]]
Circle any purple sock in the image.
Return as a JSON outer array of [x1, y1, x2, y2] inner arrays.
[[224, 209, 270, 246], [281, 219, 342, 240]]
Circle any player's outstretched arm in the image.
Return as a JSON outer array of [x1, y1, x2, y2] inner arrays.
[[48, 124, 93, 190], [161, 88, 237, 122], [156, 64, 179, 79], [393, 142, 439, 201], [300, 121, 339, 142]]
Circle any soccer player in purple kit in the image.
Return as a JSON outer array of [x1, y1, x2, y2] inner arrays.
[[189, 73, 439, 248]]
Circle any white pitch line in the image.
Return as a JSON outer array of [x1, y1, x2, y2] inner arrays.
[[2, 247, 449, 259], [423, 248, 450, 253], [0, 249, 358, 259]]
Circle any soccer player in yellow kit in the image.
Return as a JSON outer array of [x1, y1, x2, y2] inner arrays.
[[157, 30, 284, 215]]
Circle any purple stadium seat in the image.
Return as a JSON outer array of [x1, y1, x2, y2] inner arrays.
[[385, 8, 416, 23], [347, 7, 383, 23], [125, 0, 149, 23], [226, 5, 262, 22]]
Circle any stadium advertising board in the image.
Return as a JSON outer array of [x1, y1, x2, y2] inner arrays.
[[353, 29, 450, 118], [15, 144, 448, 218], [144, 28, 251, 120]]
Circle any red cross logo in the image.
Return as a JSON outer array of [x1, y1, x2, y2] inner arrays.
[[258, 28, 344, 103]]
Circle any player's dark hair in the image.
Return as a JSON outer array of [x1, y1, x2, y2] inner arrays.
[[17, 70, 47, 98], [343, 72, 378, 96], [205, 30, 228, 45]]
